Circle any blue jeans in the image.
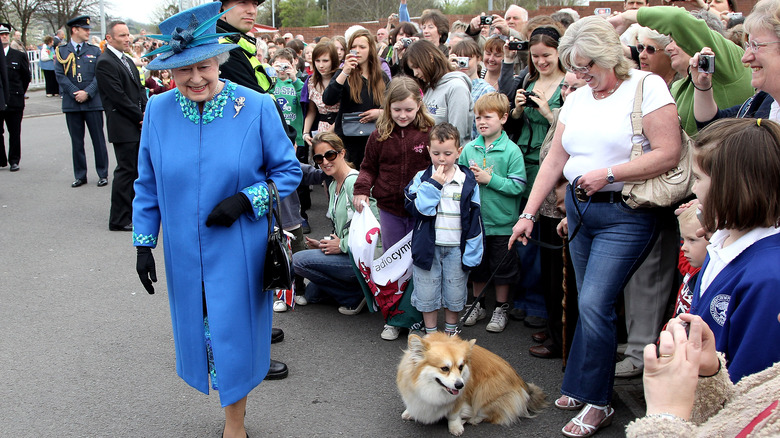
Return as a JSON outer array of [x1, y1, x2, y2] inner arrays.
[[560, 190, 659, 405], [291, 249, 364, 308]]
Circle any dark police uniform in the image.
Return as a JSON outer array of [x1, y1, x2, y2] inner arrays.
[[0, 23, 30, 171], [53, 15, 108, 187]]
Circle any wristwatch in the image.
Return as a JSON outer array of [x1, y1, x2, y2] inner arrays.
[[606, 167, 615, 184], [519, 213, 536, 223]]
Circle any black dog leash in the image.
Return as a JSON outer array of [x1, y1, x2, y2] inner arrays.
[[455, 246, 513, 334], [523, 176, 591, 250]]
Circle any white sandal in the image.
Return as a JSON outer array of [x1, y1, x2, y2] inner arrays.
[[554, 395, 585, 411], [561, 404, 614, 438]]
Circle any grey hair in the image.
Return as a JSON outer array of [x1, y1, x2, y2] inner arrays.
[[636, 26, 672, 54], [558, 16, 634, 80], [690, 9, 726, 36], [744, 0, 780, 41], [216, 51, 230, 66]]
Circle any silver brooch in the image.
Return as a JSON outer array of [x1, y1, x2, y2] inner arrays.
[[233, 96, 246, 118]]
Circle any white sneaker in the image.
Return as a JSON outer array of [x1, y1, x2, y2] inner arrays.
[[338, 298, 366, 315], [486, 303, 509, 333], [294, 295, 308, 306], [463, 302, 486, 326], [273, 299, 288, 313], [381, 324, 400, 340]]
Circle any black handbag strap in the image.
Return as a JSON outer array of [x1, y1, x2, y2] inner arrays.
[[266, 179, 283, 235]]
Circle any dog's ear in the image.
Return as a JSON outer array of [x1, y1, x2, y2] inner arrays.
[[407, 334, 427, 363]]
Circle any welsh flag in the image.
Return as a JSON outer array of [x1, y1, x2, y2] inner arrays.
[[348, 203, 423, 330]]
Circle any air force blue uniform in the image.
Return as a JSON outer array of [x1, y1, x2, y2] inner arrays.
[[54, 39, 108, 183]]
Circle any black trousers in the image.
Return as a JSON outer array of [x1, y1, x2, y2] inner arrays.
[[109, 141, 139, 228], [0, 108, 23, 166], [42, 69, 59, 95], [66, 110, 108, 180]]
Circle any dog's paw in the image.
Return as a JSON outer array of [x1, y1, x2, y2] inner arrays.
[[448, 420, 465, 436], [401, 410, 412, 421], [467, 416, 484, 425]]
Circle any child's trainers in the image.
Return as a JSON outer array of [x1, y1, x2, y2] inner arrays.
[[486, 303, 509, 333], [273, 299, 288, 313], [463, 302, 486, 326], [381, 324, 400, 340]]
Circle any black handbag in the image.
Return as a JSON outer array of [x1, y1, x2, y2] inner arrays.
[[341, 111, 375, 137], [262, 180, 293, 291]]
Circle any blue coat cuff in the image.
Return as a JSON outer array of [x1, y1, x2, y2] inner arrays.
[[241, 182, 270, 221]]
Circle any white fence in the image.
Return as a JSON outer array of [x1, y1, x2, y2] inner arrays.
[[26, 49, 45, 88]]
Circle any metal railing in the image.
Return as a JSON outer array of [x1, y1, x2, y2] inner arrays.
[[26, 49, 45, 88]]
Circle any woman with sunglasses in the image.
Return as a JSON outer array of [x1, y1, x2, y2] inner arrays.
[[636, 27, 680, 88], [508, 17, 682, 437], [693, 0, 780, 126], [292, 132, 378, 315]]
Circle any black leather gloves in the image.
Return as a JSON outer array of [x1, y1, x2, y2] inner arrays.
[[136, 246, 157, 294], [206, 193, 253, 227]]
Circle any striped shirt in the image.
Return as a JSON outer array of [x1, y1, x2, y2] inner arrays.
[[435, 166, 466, 246]]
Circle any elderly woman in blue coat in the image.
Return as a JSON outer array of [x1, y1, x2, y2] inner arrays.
[[131, 4, 302, 437]]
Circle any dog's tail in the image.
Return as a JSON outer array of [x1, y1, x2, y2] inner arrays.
[[525, 382, 549, 415]]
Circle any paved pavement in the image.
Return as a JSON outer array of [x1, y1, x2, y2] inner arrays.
[[1, 89, 645, 437]]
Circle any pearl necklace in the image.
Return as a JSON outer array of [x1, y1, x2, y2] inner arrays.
[[593, 79, 622, 100]]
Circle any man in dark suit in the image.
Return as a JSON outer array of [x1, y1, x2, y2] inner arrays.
[[54, 15, 109, 188], [96, 20, 147, 231], [0, 23, 29, 172]]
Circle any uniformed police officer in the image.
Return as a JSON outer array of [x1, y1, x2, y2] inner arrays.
[[54, 15, 109, 188]]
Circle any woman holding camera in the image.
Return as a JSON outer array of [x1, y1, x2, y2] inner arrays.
[[693, 0, 780, 126], [509, 17, 682, 437], [505, 22, 566, 198], [322, 29, 389, 168]]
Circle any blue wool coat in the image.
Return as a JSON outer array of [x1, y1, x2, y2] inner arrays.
[[132, 80, 302, 406]]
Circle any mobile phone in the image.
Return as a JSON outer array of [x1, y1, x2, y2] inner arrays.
[[349, 49, 358, 56]]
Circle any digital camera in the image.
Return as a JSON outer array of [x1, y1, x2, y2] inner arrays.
[[508, 41, 529, 51], [521, 91, 539, 108], [455, 57, 469, 69], [401, 38, 413, 48], [698, 54, 715, 74], [480, 16, 493, 25]]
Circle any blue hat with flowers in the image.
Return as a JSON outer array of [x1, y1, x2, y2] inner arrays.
[[146, 2, 239, 71]]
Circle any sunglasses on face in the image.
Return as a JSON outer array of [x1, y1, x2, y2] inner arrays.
[[566, 59, 594, 74], [313, 149, 339, 165], [637, 43, 659, 55]]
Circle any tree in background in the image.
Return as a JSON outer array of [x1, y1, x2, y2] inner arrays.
[[0, 0, 42, 47]]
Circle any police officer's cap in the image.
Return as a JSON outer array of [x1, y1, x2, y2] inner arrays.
[[0, 24, 10, 35], [67, 15, 92, 29]]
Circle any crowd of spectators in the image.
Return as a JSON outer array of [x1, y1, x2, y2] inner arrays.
[[21, 0, 779, 435]]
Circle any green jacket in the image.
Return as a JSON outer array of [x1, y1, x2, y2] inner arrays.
[[638, 6, 754, 135], [458, 131, 526, 235]]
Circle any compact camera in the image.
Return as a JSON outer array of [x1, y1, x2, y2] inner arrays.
[[698, 54, 715, 74], [277, 63, 291, 71], [521, 91, 539, 108], [455, 57, 469, 69], [726, 12, 743, 20], [480, 16, 493, 25], [401, 38, 413, 48], [508, 41, 529, 51]]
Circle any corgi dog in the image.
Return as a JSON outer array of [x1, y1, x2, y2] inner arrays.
[[396, 332, 547, 436]]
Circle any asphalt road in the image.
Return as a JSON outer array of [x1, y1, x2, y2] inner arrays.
[[1, 90, 644, 437]]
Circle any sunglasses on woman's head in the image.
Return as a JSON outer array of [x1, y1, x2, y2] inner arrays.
[[313, 149, 339, 165], [637, 44, 659, 55]]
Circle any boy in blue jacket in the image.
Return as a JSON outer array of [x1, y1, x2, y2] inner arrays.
[[405, 123, 484, 336]]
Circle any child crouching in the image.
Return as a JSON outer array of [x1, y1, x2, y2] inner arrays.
[[404, 123, 484, 335]]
